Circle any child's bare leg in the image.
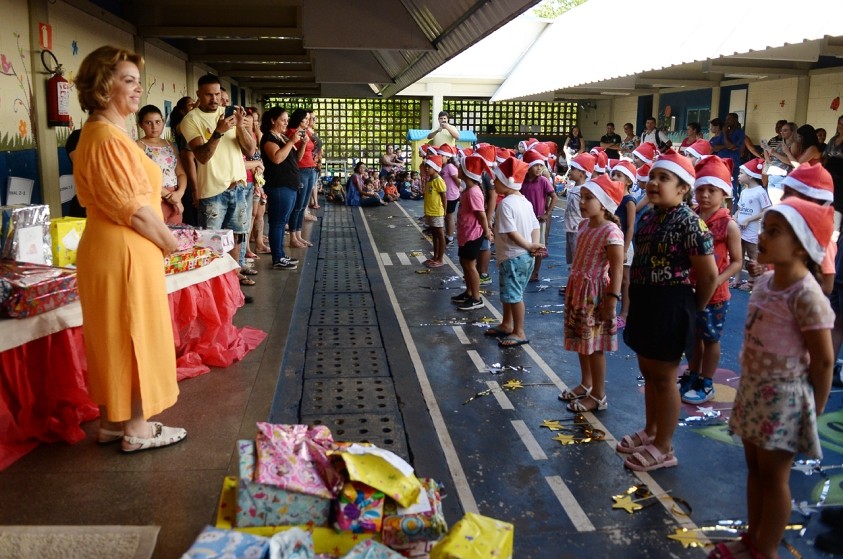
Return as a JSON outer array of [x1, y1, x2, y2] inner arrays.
[[752, 446, 793, 559], [700, 340, 721, 380], [586, 352, 605, 399], [638, 356, 680, 453], [531, 255, 543, 281], [619, 266, 631, 319], [687, 336, 704, 373], [577, 353, 593, 391], [495, 302, 514, 333], [432, 228, 445, 262], [510, 301, 527, 340], [462, 257, 480, 299], [478, 248, 491, 277]]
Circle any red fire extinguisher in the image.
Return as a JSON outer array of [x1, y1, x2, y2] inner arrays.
[[46, 64, 70, 127]]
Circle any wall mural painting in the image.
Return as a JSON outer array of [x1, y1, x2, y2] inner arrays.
[[0, 33, 35, 151]]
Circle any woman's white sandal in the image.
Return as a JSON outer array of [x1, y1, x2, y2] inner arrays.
[[566, 393, 608, 412], [121, 422, 186, 453]]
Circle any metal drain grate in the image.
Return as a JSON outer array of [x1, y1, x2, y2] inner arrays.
[[300, 377, 397, 415], [300, 412, 408, 460], [304, 348, 389, 378], [306, 325, 381, 348], [311, 292, 374, 309], [309, 306, 377, 326], [314, 273, 370, 293]]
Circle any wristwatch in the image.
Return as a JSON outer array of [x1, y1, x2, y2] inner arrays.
[[606, 292, 621, 301], [210, 131, 223, 140]]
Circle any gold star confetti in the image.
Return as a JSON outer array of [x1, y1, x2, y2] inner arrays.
[[552, 433, 577, 445], [409, 251, 422, 257], [415, 269, 431, 274], [540, 420, 564, 431], [612, 495, 643, 514], [667, 528, 707, 549], [502, 379, 524, 390]]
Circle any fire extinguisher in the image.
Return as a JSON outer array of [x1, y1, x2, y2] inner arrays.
[[42, 50, 70, 127]]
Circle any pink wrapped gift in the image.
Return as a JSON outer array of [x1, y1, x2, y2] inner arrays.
[[253, 423, 342, 499], [168, 225, 201, 251], [0, 261, 78, 318]]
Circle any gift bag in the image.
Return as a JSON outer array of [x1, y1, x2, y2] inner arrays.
[[254, 423, 342, 499], [334, 444, 422, 508], [50, 217, 86, 266], [1, 204, 52, 265], [430, 513, 513, 559]]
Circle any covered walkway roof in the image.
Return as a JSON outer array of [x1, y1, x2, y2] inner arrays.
[[491, 0, 843, 101]]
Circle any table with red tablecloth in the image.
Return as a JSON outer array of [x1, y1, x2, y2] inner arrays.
[[0, 254, 266, 470]]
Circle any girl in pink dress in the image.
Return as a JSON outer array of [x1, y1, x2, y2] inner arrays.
[[560, 175, 625, 412]]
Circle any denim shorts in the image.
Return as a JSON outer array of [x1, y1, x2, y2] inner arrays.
[[498, 252, 535, 303], [480, 238, 490, 251], [199, 184, 250, 234], [697, 300, 729, 343]]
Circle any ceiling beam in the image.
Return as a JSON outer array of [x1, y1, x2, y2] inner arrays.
[[224, 70, 314, 78], [189, 54, 310, 63], [702, 62, 809, 77], [227, 81, 319, 89], [140, 26, 300, 39], [636, 77, 719, 89]]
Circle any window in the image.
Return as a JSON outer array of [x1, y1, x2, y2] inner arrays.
[[444, 99, 576, 136]]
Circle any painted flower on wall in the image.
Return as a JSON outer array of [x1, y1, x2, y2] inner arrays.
[[18, 119, 26, 138]]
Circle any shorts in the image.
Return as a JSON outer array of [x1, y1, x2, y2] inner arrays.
[[199, 183, 250, 234], [498, 253, 535, 304], [458, 236, 483, 260], [623, 284, 695, 362], [697, 300, 729, 343], [566, 231, 578, 264], [446, 199, 459, 214], [480, 238, 490, 252], [424, 215, 445, 228]]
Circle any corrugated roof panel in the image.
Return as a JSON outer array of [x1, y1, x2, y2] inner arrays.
[[493, 0, 843, 101]]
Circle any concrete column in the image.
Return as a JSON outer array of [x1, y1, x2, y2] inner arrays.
[[710, 86, 721, 125], [134, 36, 147, 107], [28, 0, 61, 216], [431, 94, 444, 122], [795, 75, 809, 126], [420, 97, 431, 130]]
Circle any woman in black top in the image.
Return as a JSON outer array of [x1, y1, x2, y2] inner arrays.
[[260, 106, 306, 269]]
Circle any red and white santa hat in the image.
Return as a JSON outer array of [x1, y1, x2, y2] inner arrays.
[[523, 149, 547, 169], [458, 146, 474, 159], [594, 151, 609, 173], [651, 148, 696, 186], [684, 139, 712, 160], [495, 147, 515, 164], [589, 146, 605, 156], [424, 154, 443, 173], [782, 162, 834, 204], [583, 175, 625, 214], [542, 141, 558, 155], [460, 154, 491, 183], [694, 156, 733, 197], [740, 157, 764, 180], [493, 157, 529, 191], [475, 144, 497, 167], [437, 144, 457, 158], [636, 164, 651, 184], [611, 160, 637, 184], [418, 143, 435, 157], [767, 197, 834, 265], [529, 142, 551, 159], [570, 153, 596, 177], [632, 142, 657, 165]]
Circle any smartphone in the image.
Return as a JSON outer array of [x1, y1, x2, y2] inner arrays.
[[224, 105, 236, 118]]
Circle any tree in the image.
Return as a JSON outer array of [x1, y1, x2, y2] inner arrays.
[[532, 0, 588, 19]]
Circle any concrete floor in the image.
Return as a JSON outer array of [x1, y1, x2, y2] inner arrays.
[[1, 196, 842, 558]]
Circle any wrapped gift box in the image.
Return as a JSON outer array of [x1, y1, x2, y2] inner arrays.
[[1, 204, 52, 265], [333, 445, 422, 508], [334, 481, 385, 534], [343, 540, 404, 559], [0, 261, 78, 318], [168, 225, 202, 252], [164, 246, 217, 275], [195, 228, 235, 254], [381, 479, 446, 547], [389, 541, 436, 559], [237, 440, 332, 528], [430, 514, 513, 559], [50, 217, 86, 267], [180, 525, 269, 559]]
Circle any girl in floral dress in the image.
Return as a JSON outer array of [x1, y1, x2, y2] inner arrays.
[[137, 105, 187, 224], [713, 198, 835, 559], [560, 175, 625, 412]]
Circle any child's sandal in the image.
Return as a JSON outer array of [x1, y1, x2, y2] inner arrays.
[[566, 393, 607, 412], [558, 384, 591, 401]]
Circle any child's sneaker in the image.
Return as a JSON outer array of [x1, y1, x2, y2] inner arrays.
[[451, 291, 471, 304], [457, 297, 484, 311], [682, 377, 714, 404], [677, 371, 697, 395], [273, 258, 298, 270], [479, 273, 492, 285]]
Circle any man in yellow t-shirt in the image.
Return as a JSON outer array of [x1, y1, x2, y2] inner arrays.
[[427, 111, 459, 147], [180, 74, 256, 267]]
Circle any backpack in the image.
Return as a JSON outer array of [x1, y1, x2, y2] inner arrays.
[[642, 130, 668, 151]]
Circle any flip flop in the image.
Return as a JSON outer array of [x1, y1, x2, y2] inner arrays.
[[239, 277, 256, 286], [484, 327, 512, 338], [426, 261, 444, 268], [498, 337, 529, 348]]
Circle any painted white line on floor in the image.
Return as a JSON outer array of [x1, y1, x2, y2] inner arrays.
[[452, 325, 470, 345], [466, 350, 486, 372], [545, 476, 596, 532], [396, 252, 411, 265], [511, 420, 547, 460], [380, 253, 393, 266], [415, 254, 427, 264], [357, 208, 479, 514], [486, 380, 514, 410]]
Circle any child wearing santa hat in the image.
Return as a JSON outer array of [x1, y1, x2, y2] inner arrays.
[[451, 155, 492, 311], [558, 175, 625, 412], [679, 157, 743, 405], [521, 150, 558, 282], [484, 157, 544, 347], [563, 153, 596, 275], [718, 197, 835, 559], [422, 154, 448, 267], [618, 149, 718, 471], [609, 160, 638, 328], [733, 157, 772, 291]]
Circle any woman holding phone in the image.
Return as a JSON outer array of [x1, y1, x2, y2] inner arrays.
[[286, 108, 316, 248]]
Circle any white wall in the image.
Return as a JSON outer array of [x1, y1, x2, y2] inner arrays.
[[579, 99, 612, 143], [807, 69, 843, 133], [745, 77, 798, 142], [612, 96, 639, 134]]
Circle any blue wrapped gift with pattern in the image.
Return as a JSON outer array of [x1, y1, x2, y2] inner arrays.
[[237, 440, 332, 528], [180, 525, 268, 559], [342, 539, 405, 558]]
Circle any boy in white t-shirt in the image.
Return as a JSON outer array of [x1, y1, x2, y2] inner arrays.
[[734, 158, 772, 290], [485, 157, 543, 348]]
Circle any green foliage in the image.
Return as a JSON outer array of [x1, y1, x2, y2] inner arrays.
[[532, 0, 588, 18], [0, 131, 35, 151]]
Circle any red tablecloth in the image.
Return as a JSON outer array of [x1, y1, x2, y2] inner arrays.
[[0, 268, 266, 470]]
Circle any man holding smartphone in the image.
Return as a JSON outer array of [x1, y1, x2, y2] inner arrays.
[[181, 74, 256, 292], [427, 110, 459, 147]]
